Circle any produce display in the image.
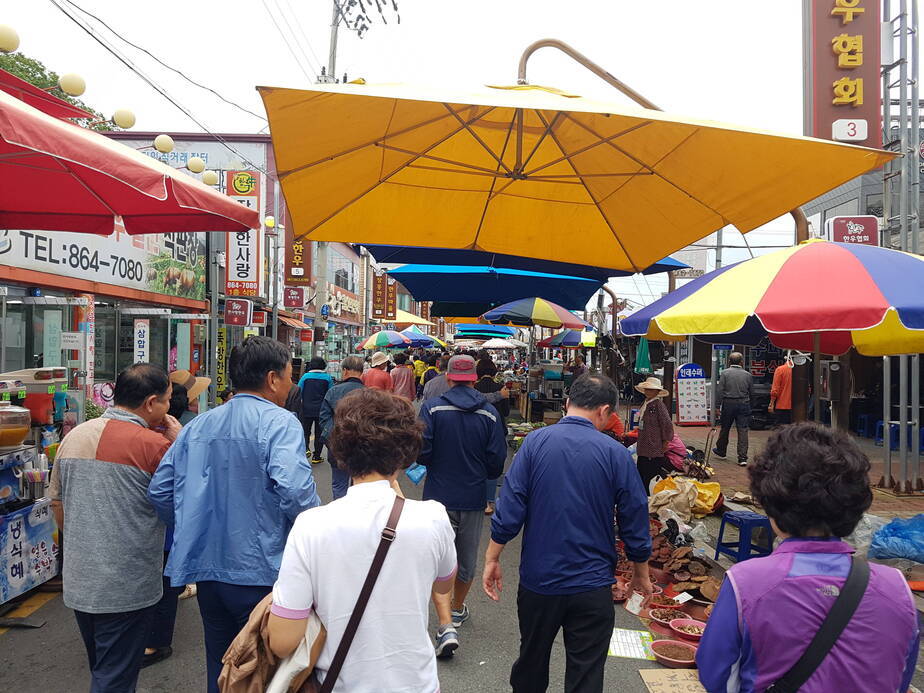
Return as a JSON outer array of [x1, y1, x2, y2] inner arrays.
[[653, 642, 695, 661], [673, 623, 705, 636], [648, 595, 681, 608], [648, 608, 681, 624], [508, 422, 547, 451]]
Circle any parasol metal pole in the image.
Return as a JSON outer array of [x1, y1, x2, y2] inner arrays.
[[790, 208, 809, 422], [882, 356, 893, 489], [516, 39, 662, 111], [812, 332, 821, 423], [0, 290, 5, 373], [913, 354, 921, 490], [791, 207, 809, 243], [900, 354, 910, 492]]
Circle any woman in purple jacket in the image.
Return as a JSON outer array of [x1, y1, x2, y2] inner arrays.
[[697, 423, 919, 692]]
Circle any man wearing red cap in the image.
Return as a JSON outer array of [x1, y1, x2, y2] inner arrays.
[[417, 354, 507, 659]]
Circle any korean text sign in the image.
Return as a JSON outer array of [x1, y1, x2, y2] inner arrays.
[[810, 0, 881, 148], [225, 171, 263, 297]]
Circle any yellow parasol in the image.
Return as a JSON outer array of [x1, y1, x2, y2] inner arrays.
[[259, 41, 895, 272]]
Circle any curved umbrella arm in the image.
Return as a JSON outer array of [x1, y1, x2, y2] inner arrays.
[[516, 38, 662, 111]]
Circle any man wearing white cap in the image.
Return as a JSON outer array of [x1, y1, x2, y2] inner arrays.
[[361, 351, 394, 392]]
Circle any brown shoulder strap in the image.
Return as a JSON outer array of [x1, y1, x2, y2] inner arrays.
[[318, 495, 404, 693]]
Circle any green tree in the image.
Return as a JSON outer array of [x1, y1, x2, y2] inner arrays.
[[0, 52, 118, 131]]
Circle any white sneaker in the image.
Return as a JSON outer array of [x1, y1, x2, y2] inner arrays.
[[435, 626, 459, 659]]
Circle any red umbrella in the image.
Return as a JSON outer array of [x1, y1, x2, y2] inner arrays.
[[0, 88, 259, 234], [0, 69, 94, 120]]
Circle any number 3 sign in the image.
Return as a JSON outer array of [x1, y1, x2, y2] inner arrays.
[[832, 119, 868, 142]]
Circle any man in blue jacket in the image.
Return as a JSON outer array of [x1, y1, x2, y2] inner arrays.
[[297, 356, 333, 462], [418, 354, 507, 658], [148, 336, 320, 693], [483, 373, 652, 693]]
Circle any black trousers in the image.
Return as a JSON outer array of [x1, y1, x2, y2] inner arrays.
[[74, 604, 155, 693], [715, 398, 751, 462], [636, 456, 672, 496], [511, 585, 615, 693], [775, 408, 792, 426], [147, 552, 184, 649], [301, 416, 324, 458]]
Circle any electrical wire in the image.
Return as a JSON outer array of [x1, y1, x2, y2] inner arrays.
[[62, 0, 267, 124], [260, 0, 315, 82], [279, 0, 324, 76], [48, 0, 268, 174]]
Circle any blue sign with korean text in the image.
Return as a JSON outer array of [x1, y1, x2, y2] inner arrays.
[[0, 499, 59, 604], [320, 304, 330, 317]]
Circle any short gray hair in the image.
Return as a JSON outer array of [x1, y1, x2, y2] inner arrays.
[[729, 351, 744, 366], [341, 355, 365, 373]]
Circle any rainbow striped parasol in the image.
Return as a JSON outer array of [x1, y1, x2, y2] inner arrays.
[[358, 330, 411, 349], [479, 297, 591, 329], [621, 240, 924, 356]]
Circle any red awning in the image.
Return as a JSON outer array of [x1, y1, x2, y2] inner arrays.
[[279, 315, 313, 330], [0, 89, 259, 234], [0, 69, 95, 120]]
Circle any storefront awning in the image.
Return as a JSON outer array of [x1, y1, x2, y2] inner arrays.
[[279, 315, 313, 330]]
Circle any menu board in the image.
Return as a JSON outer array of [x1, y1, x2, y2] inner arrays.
[[676, 362, 708, 426]]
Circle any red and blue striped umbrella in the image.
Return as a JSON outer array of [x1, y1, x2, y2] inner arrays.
[[479, 297, 591, 329], [621, 240, 924, 356]]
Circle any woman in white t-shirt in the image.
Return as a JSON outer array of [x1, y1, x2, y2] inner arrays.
[[267, 388, 458, 693]]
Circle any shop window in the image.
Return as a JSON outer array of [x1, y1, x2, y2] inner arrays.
[[865, 193, 883, 219]]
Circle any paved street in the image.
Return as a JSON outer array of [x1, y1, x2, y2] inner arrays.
[[3, 458, 660, 693]]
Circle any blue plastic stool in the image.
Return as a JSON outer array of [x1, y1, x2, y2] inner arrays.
[[714, 510, 775, 563]]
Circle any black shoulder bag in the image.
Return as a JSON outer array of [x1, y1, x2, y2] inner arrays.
[[766, 556, 870, 693]]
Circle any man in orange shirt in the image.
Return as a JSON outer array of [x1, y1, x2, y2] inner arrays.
[[769, 361, 793, 426], [362, 351, 394, 392]]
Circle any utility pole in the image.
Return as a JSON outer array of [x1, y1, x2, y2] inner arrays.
[[709, 228, 724, 426], [328, 0, 340, 79]]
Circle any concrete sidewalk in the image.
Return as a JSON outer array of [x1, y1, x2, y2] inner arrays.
[[675, 425, 924, 518]]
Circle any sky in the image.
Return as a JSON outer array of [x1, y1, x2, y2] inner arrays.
[[3, 1, 866, 307]]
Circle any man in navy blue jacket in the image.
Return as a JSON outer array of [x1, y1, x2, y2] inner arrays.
[[418, 354, 507, 658], [483, 372, 652, 693]]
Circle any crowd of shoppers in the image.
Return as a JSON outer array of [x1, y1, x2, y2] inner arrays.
[[49, 337, 917, 693]]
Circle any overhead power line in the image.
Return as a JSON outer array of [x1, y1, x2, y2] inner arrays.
[[260, 0, 315, 82], [48, 0, 268, 174], [275, 0, 322, 76], [62, 0, 267, 123]]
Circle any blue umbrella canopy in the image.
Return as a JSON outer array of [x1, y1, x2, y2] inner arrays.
[[386, 264, 602, 310], [364, 244, 688, 281]]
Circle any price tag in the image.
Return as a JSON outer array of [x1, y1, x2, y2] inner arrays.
[[674, 592, 694, 604], [625, 592, 646, 615], [17, 390, 25, 399], [58, 384, 69, 392], [47, 385, 56, 394], [1, 392, 9, 401]]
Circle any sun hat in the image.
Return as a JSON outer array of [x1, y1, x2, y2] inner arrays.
[[446, 354, 478, 382], [370, 351, 390, 368], [635, 376, 669, 397], [169, 369, 211, 400]]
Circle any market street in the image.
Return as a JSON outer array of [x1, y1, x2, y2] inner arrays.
[[3, 462, 657, 693]]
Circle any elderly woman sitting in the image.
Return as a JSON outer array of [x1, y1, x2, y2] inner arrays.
[[697, 423, 919, 692]]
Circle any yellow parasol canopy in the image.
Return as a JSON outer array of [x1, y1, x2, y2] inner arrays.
[[388, 308, 434, 326], [259, 81, 896, 272]]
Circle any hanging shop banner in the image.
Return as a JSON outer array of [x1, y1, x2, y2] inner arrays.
[[251, 311, 268, 327], [284, 287, 306, 308], [671, 250, 707, 279], [825, 215, 878, 245], [807, 0, 881, 148], [372, 272, 387, 320], [329, 284, 361, 324], [385, 276, 397, 321], [284, 225, 311, 286], [133, 319, 150, 363], [0, 224, 206, 301], [0, 498, 59, 603], [225, 170, 263, 297], [216, 328, 228, 394], [42, 310, 62, 367], [224, 298, 253, 326], [675, 363, 709, 426], [420, 301, 431, 324]]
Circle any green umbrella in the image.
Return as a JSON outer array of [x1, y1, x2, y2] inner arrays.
[[634, 337, 652, 374]]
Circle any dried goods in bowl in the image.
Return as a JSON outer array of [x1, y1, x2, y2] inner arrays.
[[647, 608, 681, 627], [650, 639, 698, 669], [669, 618, 707, 642]]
